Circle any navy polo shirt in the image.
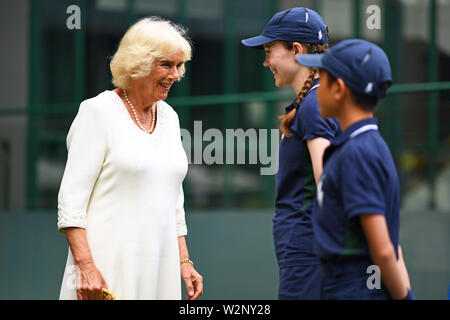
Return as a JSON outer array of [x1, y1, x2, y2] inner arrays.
[[313, 118, 400, 262], [274, 79, 338, 267]]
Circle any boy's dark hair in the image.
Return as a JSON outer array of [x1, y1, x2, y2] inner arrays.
[[326, 71, 382, 112]]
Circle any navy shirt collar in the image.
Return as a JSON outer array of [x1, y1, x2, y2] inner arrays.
[[285, 78, 320, 113], [332, 117, 378, 147]]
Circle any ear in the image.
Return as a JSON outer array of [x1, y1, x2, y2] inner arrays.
[[334, 78, 348, 101], [292, 42, 304, 55]]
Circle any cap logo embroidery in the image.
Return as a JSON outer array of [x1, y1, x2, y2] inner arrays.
[[318, 30, 322, 40], [365, 82, 374, 93], [277, 9, 291, 24], [305, 11, 309, 23], [361, 51, 372, 66]]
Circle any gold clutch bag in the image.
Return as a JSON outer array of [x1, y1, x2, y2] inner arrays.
[[103, 288, 116, 300]]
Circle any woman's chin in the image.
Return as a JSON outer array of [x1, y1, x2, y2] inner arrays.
[[156, 92, 169, 101]]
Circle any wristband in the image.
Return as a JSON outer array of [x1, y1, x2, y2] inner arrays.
[[180, 259, 194, 267], [402, 289, 415, 300]]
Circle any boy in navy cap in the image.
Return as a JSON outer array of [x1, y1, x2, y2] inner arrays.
[[296, 39, 415, 299]]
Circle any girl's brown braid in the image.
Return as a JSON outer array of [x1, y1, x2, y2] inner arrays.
[[279, 43, 328, 138]]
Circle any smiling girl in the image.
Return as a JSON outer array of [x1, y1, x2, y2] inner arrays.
[[242, 8, 338, 299]]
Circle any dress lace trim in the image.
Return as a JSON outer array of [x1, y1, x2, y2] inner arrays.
[[57, 206, 87, 232]]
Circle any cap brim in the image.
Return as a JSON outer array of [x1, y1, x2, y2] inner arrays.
[[296, 54, 325, 68], [241, 35, 274, 48]]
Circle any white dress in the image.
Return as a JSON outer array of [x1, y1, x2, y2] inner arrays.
[[57, 90, 188, 300]]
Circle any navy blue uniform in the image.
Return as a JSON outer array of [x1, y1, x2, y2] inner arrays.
[[274, 79, 338, 299], [314, 118, 399, 299]]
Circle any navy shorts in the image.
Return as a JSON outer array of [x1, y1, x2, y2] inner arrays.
[[320, 257, 392, 300], [278, 264, 322, 300]]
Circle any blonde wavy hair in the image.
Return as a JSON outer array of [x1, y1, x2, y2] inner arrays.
[[110, 17, 192, 89]]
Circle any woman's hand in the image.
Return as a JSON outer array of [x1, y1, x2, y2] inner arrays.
[[64, 228, 108, 300], [181, 263, 203, 300], [75, 262, 108, 300]]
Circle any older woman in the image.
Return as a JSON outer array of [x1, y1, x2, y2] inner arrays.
[[57, 17, 203, 300]]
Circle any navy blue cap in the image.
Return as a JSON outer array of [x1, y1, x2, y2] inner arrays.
[[241, 7, 329, 48], [296, 39, 392, 98]]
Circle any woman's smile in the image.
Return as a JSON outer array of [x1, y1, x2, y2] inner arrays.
[[159, 82, 172, 92]]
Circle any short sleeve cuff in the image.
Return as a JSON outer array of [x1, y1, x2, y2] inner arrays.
[[346, 205, 386, 220], [303, 130, 335, 142]]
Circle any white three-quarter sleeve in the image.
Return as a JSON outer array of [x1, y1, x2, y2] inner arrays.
[[175, 184, 187, 236], [173, 109, 188, 237], [57, 101, 107, 232]]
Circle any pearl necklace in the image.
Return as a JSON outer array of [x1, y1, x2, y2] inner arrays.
[[123, 89, 156, 134]]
